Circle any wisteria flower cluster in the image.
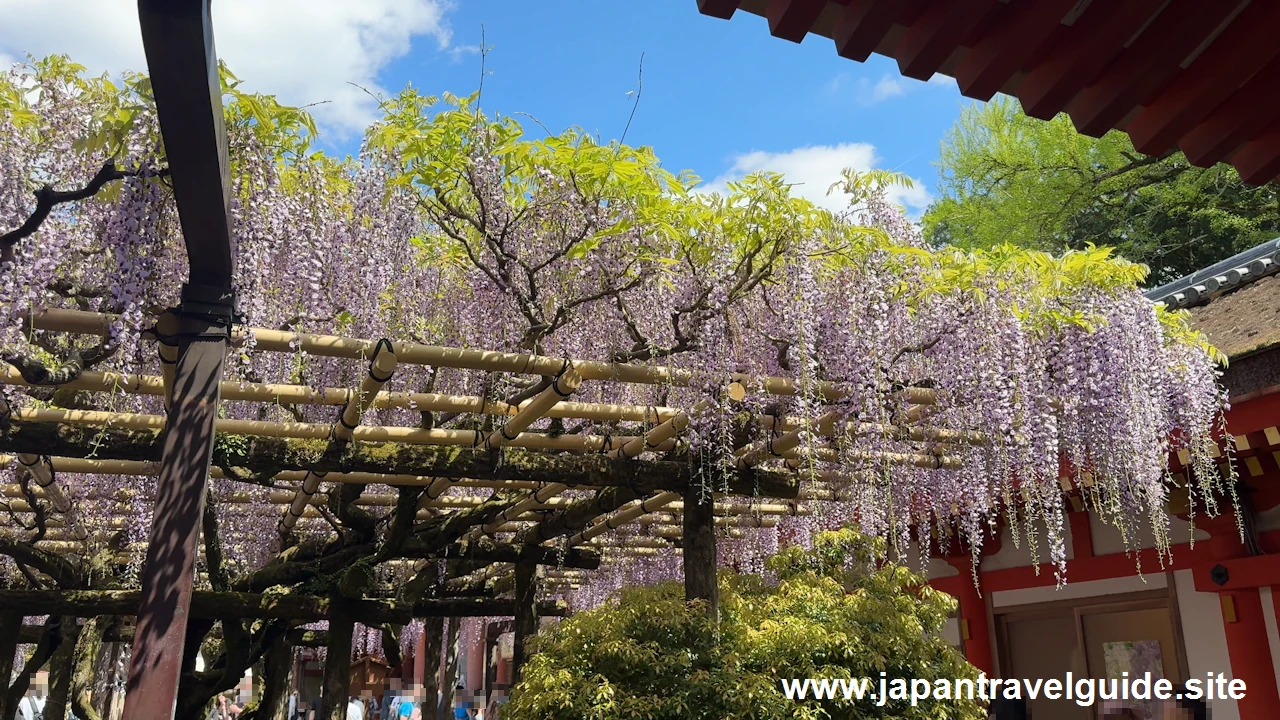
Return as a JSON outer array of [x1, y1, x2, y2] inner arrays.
[[0, 57, 1231, 621]]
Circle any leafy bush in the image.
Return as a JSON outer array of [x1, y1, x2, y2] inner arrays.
[[505, 528, 984, 720]]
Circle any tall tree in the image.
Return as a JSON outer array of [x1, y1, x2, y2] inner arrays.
[[924, 96, 1280, 285]]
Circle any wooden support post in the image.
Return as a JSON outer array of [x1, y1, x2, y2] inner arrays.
[[440, 618, 460, 720], [125, 0, 238, 715], [322, 613, 354, 720], [482, 621, 510, 708], [683, 483, 718, 619], [512, 560, 538, 686], [257, 638, 293, 720], [420, 617, 444, 718], [123, 315, 227, 718], [0, 611, 21, 720], [45, 617, 80, 720]]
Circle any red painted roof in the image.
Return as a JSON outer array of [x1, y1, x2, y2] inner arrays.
[[698, 0, 1280, 184]]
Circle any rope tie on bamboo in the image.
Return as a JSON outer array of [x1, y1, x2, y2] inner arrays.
[[766, 410, 781, 457], [367, 339, 396, 383], [550, 359, 575, 398], [598, 434, 613, 455]]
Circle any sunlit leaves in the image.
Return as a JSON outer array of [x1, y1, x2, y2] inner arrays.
[[506, 528, 983, 720]]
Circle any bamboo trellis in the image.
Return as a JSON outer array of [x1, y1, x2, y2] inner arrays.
[[0, 307, 994, 607]]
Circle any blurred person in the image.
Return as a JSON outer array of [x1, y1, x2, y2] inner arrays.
[[15, 691, 45, 720], [988, 696, 1028, 720], [453, 684, 469, 719], [1160, 685, 1207, 720], [346, 695, 365, 720]]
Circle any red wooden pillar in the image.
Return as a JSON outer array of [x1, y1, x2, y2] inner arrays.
[[414, 626, 427, 692], [944, 556, 994, 675], [1204, 515, 1280, 719], [1220, 587, 1278, 718]]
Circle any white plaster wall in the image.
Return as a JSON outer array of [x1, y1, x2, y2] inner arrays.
[[990, 572, 1167, 608], [1261, 586, 1280, 698], [894, 541, 961, 580], [1254, 504, 1280, 533], [1090, 514, 1209, 556], [981, 519, 1076, 572], [1174, 569, 1239, 720], [941, 617, 962, 649]]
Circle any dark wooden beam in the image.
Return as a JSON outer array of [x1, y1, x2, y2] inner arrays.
[[955, 0, 1078, 101], [0, 590, 568, 625], [125, 314, 230, 720], [894, 0, 997, 81], [0, 612, 20, 720], [511, 559, 538, 686], [45, 616, 79, 720], [697, 0, 741, 20], [1068, 0, 1242, 139], [834, 0, 906, 62], [766, 0, 825, 44], [0, 419, 799, 499], [442, 618, 462, 719], [1127, 1, 1280, 157], [1017, 0, 1165, 120], [128, 0, 238, 714], [682, 485, 718, 619], [322, 609, 354, 720], [1181, 54, 1280, 167], [1235, 118, 1280, 186], [258, 638, 293, 720], [420, 616, 444, 714]]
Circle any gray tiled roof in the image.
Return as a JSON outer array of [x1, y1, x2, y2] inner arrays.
[[1145, 238, 1280, 309]]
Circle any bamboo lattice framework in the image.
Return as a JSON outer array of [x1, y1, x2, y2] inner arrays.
[[0, 306, 990, 601]]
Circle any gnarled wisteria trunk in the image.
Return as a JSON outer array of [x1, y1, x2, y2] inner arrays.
[[0, 56, 1233, 712]]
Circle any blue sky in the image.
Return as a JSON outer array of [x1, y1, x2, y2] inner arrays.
[[0, 0, 972, 214], [382, 1, 968, 213]]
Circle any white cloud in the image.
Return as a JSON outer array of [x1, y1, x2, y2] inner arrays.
[[0, 0, 454, 134], [701, 143, 931, 218], [828, 70, 951, 106], [927, 73, 954, 88], [858, 74, 905, 105]]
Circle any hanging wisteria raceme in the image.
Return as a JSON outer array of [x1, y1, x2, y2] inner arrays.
[[0, 56, 1231, 616]]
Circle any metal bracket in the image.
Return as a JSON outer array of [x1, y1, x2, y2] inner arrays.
[[179, 283, 237, 324]]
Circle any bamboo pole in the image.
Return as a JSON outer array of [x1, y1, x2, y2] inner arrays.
[[585, 536, 676, 549], [486, 367, 582, 448], [608, 400, 709, 459], [0, 455, 542, 493], [761, 415, 990, 446], [784, 448, 964, 471], [26, 308, 943, 404], [8, 406, 669, 453], [281, 341, 397, 534], [451, 368, 584, 541], [566, 492, 682, 546], [735, 411, 842, 469], [1, 365, 684, 424]]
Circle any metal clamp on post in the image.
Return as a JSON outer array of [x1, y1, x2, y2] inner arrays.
[[179, 282, 238, 327]]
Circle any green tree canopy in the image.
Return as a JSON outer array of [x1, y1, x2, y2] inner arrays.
[[923, 96, 1280, 286], [505, 528, 984, 720]]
